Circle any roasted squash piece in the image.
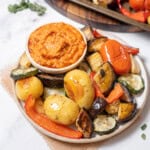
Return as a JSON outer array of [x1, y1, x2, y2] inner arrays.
[[87, 52, 103, 72], [94, 62, 116, 95], [105, 100, 120, 115], [118, 102, 136, 122], [76, 108, 93, 138], [88, 37, 108, 52]]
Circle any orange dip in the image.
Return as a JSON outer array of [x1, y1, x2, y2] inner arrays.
[[28, 22, 86, 68]]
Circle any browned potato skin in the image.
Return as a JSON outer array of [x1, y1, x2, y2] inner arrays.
[[15, 76, 43, 101], [44, 95, 80, 125], [64, 69, 95, 109]]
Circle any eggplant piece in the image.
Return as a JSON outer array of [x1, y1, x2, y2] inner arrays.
[[93, 115, 117, 135], [87, 52, 103, 72], [37, 73, 64, 88], [76, 108, 93, 138], [120, 84, 134, 103], [88, 37, 108, 52], [77, 61, 91, 73], [117, 102, 137, 123], [105, 100, 120, 115], [94, 62, 116, 95], [81, 26, 94, 41], [89, 97, 107, 119]]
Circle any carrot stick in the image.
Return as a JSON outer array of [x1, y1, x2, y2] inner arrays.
[[106, 83, 124, 103], [25, 95, 83, 139]]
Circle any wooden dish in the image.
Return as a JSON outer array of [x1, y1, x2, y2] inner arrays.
[[46, 0, 150, 32]]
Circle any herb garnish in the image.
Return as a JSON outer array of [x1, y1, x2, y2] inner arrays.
[[141, 123, 147, 131], [8, 0, 46, 16], [141, 133, 146, 140]]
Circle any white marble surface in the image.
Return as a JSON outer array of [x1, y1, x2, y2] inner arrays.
[[0, 0, 150, 150]]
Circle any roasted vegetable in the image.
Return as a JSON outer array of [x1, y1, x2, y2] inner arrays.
[[76, 108, 93, 138], [89, 97, 107, 119], [120, 84, 134, 103], [87, 52, 103, 72], [88, 37, 108, 52], [118, 102, 136, 123], [10, 67, 38, 80], [118, 74, 144, 94], [77, 61, 91, 73], [100, 39, 131, 75], [94, 62, 116, 95], [19, 52, 31, 68], [81, 26, 94, 41], [93, 115, 117, 135], [44, 95, 80, 125], [106, 83, 124, 103], [37, 73, 64, 88], [105, 100, 120, 115], [35, 97, 45, 114], [15, 76, 43, 101], [64, 69, 95, 109], [130, 55, 140, 74]]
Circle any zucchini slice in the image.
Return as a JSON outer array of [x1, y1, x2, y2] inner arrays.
[[93, 115, 117, 135], [10, 67, 38, 80], [118, 74, 144, 94]]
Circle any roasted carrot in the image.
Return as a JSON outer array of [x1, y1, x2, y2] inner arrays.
[[25, 95, 83, 139], [106, 83, 124, 104], [100, 39, 131, 75]]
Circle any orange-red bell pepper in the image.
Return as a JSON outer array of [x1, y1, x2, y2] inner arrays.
[[117, 0, 150, 22], [100, 39, 131, 75]]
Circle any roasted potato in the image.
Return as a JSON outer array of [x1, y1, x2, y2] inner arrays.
[[15, 76, 43, 101], [44, 95, 80, 125], [64, 69, 95, 109]]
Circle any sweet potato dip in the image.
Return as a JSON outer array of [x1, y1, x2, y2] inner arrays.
[[28, 22, 86, 68]]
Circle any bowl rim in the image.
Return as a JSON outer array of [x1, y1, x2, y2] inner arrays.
[[25, 22, 87, 74]]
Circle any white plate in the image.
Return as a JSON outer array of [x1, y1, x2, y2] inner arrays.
[[13, 30, 149, 143]]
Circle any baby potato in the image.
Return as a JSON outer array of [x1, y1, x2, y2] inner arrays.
[[64, 69, 94, 109], [15, 76, 43, 101], [44, 95, 80, 125]]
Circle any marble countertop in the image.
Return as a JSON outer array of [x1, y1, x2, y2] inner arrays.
[[0, 0, 150, 150]]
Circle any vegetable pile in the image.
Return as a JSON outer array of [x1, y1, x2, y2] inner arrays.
[[90, 0, 150, 23], [10, 26, 145, 139]]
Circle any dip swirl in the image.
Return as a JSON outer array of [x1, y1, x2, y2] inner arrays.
[[28, 22, 86, 68]]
